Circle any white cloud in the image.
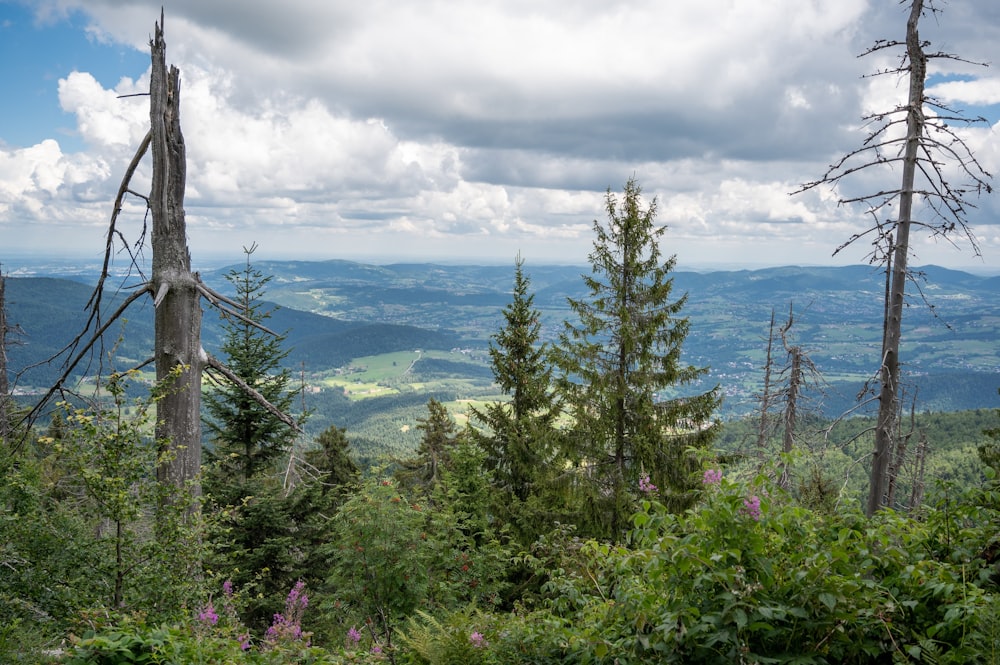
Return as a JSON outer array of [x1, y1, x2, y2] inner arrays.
[[1, 0, 997, 269], [929, 77, 1000, 107]]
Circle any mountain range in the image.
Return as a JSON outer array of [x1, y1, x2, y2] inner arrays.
[[4, 259, 998, 418]]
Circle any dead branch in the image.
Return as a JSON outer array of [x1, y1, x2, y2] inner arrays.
[[22, 286, 152, 429], [196, 280, 279, 336], [204, 353, 302, 433]]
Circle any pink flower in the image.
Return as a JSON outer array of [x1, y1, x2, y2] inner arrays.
[[347, 626, 362, 644], [222, 579, 233, 597], [702, 468, 722, 486], [198, 601, 219, 626], [741, 495, 762, 521], [287, 580, 308, 609], [638, 473, 657, 494], [265, 581, 311, 646], [469, 631, 488, 648]]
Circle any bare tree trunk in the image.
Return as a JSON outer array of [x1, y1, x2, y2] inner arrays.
[[867, 0, 925, 516], [0, 270, 9, 446], [756, 309, 776, 455], [149, 15, 203, 504], [777, 303, 804, 491], [908, 432, 928, 510], [887, 393, 919, 510]]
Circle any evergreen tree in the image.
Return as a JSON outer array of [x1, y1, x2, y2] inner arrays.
[[204, 244, 297, 497], [470, 256, 566, 542], [471, 255, 558, 500], [396, 398, 460, 493], [551, 177, 719, 538], [305, 424, 361, 494]]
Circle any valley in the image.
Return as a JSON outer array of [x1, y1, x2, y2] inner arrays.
[[5, 259, 999, 459]]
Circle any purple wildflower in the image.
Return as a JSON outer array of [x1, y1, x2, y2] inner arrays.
[[264, 581, 310, 646], [348, 626, 362, 644], [702, 468, 722, 486], [741, 495, 762, 521], [198, 601, 219, 626], [222, 579, 234, 597], [371, 645, 382, 654], [239, 633, 251, 651], [638, 473, 657, 494], [470, 631, 488, 648], [287, 579, 308, 609]]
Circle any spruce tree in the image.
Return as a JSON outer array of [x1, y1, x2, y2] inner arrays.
[[469, 256, 566, 542], [552, 177, 719, 538], [204, 244, 297, 496], [472, 255, 558, 501], [396, 398, 459, 493], [306, 424, 361, 493]]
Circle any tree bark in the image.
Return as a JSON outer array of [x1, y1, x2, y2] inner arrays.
[[149, 15, 203, 504], [867, 0, 925, 516], [756, 309, 777, 455], [0, 271, 9, 446]]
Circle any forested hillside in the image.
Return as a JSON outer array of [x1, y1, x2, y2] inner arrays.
[[4, 184, 999, 665], [3, 276, 461, 391], [7, 262, 999, 420]]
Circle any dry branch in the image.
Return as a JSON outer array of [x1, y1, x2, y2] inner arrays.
[[204, 353, 302, 433]]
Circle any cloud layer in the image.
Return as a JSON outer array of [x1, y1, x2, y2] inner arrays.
[[2, 0, 998, 268]]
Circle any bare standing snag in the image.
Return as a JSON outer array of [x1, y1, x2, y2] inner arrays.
[[795, 0, 992, 515]]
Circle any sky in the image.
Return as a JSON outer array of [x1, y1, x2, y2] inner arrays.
[[1, 0, 998, 271]]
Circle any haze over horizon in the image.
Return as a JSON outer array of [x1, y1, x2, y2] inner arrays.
[[1, 1, 998, 271]]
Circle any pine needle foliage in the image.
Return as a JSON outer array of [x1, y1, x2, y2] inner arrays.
[[204, 245, 297, 494], [551, 177, 719, 538], [470, 255, 562, 540]]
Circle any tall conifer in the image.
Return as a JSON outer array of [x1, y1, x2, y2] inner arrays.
[[396, 398, 460, 492], [471, 255, 558, 502], [552, 177, 719, 538], [204, 244, 297, 495]]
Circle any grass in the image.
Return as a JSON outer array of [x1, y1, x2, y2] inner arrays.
[[312, 350, 497, 403]]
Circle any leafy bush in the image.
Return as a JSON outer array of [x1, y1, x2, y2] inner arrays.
[[61, 582, 386, 665], [490, 469, 998, 664]]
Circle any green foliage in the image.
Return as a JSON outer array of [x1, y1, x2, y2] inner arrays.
[[552, 177, 719, 537], [41, 370, 200, 615], [980, 389, 1000, 476], [397, 607, 498, 665], [61, 581, 385, 664], [204, 245, 299, 494], [306, 424, 361, 494], [322, 475, 436, 649], [493, 469, 999, 664], [396, 398, 460, 491], [0, 369, 204, 659], [203, 426, 361, 636], [0, 432, 105, 641], [470, 255, 562, 544], [207, 478, 304, 633], [321, 470, 511, 654]]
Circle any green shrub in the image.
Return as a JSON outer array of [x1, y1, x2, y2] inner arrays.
[[490, 469, 998, 664]]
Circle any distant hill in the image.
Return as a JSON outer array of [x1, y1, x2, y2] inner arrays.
[[198, 260, 999, 417], [4, 260, 998, 418], [3, 276, 460, 390]]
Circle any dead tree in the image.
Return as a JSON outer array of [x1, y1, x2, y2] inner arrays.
[[21, 12, 299, 514], [1, 270, 10, 446], [147, 18, 204, 496], [755, 304, 822, 489], [776, 304, 821, 489], [779, 333, 801, 489], [796, 0, 992, 516], [755, 309, 778, 455]]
